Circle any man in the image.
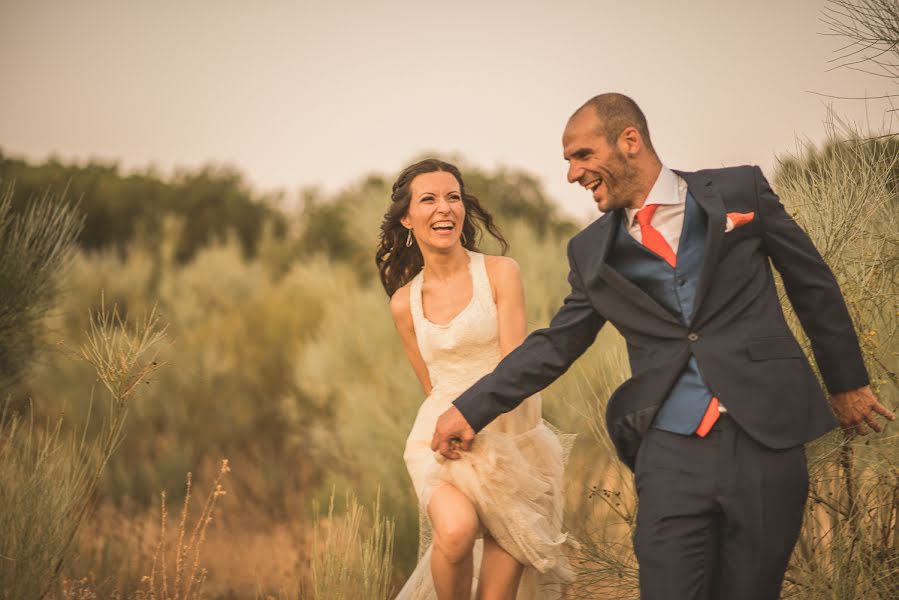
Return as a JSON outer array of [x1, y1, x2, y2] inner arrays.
[[431, 93, 894, 599]]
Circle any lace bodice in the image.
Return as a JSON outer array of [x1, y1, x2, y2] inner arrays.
[[409, 250, 540, 434], [409, 250, 502, 398]]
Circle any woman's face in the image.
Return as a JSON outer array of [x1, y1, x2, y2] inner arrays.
[[401, 171, 466, 251]]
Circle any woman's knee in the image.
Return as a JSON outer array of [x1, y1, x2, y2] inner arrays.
[[434, 519, 478, 563], [429, 486, 479, 563]]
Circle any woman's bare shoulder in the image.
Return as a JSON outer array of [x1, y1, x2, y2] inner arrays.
[[389, 282, 413, 323], [483, 254, 521, 282]]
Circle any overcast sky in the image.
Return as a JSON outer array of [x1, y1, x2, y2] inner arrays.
[[1, 0, 894, 221]]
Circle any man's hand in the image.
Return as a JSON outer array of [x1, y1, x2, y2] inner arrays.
[[431, 405, 476, 460], [830, 385, 895, 436]]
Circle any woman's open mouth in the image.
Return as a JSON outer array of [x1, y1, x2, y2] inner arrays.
[[431, 220, 455, 235]]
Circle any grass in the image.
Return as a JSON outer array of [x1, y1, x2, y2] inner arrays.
[[0, 301, 166, 599], [136, 460, 232, 600], [774, 126, 899, 600], [301, 490, 395, 600]]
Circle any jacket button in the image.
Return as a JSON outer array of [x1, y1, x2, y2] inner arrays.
[[687, 332, 699, 342]]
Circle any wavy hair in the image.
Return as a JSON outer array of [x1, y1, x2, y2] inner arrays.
[[375, 158, 508, 296]]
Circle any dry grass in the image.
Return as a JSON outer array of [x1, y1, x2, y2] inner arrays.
[[135, 460, 231, 600], [59, 461, 232, 600], [301, 490, 396, 600], [0, 300, 166, 599], [774, 125, 899, 599]]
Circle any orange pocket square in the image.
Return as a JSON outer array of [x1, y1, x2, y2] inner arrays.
[[725, 211, 755, 232]]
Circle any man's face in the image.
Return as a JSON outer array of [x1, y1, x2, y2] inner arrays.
[[563, 111, 641, 213]]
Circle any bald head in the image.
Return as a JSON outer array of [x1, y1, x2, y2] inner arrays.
[[571, 93, 657, 156]]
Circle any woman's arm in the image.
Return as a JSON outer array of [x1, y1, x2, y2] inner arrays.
[[452, 242, 605, 434], [390, 284, 432, 395], [485, 255, 528, 358]]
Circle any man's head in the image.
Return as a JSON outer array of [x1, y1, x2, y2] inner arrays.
[[563, 93, 661, 213]]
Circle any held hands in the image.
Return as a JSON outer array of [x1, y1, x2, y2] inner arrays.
[[829, 385, 895, 436], [431, 405, 476, 460]]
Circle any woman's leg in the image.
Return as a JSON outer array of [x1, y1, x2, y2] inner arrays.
[[476, 534, 524, 600], [428, 484, 480, 600]]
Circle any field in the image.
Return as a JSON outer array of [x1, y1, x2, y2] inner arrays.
[[0, 133, 896, 598]]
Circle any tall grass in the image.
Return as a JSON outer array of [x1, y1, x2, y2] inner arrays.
[[59, 462, 232, 600], [30, 235, 335, 510], [302, 490, 395, 600], [0, 182, 82, 394], [0, 302, 166, 599], [136, 460, 232, 600], [775, 128, 898, 599]]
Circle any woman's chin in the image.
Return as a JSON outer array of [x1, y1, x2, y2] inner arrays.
[[423, 236, 462, 252]]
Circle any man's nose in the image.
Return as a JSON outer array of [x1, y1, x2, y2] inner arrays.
[[567, 163, 583, 184]]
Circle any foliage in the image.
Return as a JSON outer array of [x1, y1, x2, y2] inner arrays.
[[0, 183, 82, 394], [0, 155, 580, 597], [5, 133, 895, 597], [775, 127, 898, 600], [0, 153, 286, 263], [0, 303, 166, 599]]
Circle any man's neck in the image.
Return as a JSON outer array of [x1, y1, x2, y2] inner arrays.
[[627, 161, 664, 211]]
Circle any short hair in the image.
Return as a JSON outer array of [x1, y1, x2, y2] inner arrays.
[[575, 93, 656, 155]]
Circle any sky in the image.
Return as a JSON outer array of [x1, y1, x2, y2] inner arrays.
[[1, 0, 895, 221]]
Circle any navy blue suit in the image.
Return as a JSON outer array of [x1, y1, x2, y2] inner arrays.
[[453, 166, 868, 599]]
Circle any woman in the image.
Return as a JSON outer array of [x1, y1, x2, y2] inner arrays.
[[376, 159, 575, 599]]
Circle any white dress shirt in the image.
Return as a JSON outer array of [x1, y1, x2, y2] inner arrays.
[[625, 165, 688, 253]]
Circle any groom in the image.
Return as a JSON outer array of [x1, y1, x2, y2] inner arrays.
[[431, 93, 894, 599]]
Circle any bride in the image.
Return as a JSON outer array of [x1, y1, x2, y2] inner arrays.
[[375, 159, 575, 599]]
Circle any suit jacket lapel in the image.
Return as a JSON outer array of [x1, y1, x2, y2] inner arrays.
[[592, 210, 683, 326], [676, 170, 726, 324]]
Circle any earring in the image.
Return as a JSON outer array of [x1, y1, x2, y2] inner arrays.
[[406, 228, 413, 247], [461, 231, 467, 245]]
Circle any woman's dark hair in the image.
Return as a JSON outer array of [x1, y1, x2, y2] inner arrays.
[[376, 158, 508, 296]]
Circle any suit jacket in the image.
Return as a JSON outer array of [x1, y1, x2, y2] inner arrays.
[[454, 165, 869, 469]]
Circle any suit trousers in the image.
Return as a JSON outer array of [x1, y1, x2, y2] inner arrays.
[[633, 414, 809, 600]]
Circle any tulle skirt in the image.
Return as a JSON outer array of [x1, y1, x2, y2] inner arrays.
[[397, 392, 576, 599]]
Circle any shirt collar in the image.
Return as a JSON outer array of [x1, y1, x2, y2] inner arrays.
[[625, 165, 682, 228]]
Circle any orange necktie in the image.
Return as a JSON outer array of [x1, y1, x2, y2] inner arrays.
[[635, 204, 676, 267], [635, 203, 720, 437]]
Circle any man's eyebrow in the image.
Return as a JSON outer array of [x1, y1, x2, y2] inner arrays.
[[563, 147, 590, 161]]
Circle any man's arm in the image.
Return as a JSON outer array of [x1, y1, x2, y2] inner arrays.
[[754, 166, 894, 434], [431, 239, 606, 458]]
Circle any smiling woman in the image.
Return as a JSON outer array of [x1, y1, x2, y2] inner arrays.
[[375, 158, 507, 297], [374, 158, 577, 598]]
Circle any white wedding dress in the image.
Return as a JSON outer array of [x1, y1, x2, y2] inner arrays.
[[396, 250, 577, 599]]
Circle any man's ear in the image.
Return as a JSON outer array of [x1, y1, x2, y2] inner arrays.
[[619, 126, 641, 157]]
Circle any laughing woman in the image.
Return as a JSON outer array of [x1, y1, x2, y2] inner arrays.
[[375, 159, 575, 599]]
